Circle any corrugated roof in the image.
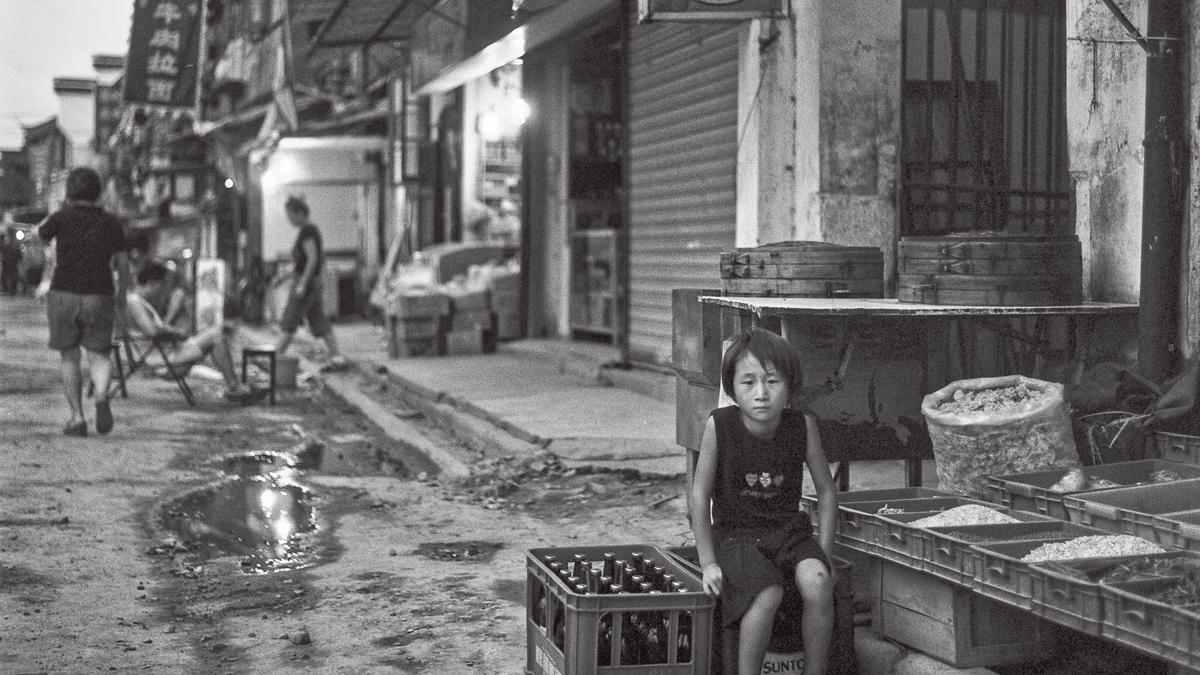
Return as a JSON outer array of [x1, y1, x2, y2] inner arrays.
[[305, 0, 426, 49]]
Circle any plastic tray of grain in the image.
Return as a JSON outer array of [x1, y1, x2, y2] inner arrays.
[[1150, 508, 1200, 552], [1031, 550, 1200, 637], [905, 514, 1088, 588], [1099, 576, 1200, 670], [987, 460, 1200, 521], [801, 486, 953, 519], [1062, 478, 1200, 546], [865, 504, 1032, 573], [836, 497, 993, 561], [970, 535, 1165, 611], [1155, 431, 1200, 466]]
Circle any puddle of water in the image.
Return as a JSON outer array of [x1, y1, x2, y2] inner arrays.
[[160, 474, 321, 574], [414, 541, 503, 563]]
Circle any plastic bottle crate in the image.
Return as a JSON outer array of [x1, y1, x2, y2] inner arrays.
[[526, 544, 714, 675], [1029, 551, 1200, 637], [986, 460, 1200, 521], [1155, 432, 1200, 465], [1062, 478, 1200, 546], [1099, 576, 1200, 670]]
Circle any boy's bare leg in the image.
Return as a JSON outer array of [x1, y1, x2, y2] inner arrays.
[[795, 560, 834, 674], [58, 347, 85, 426], [738, 585, 782, 675]]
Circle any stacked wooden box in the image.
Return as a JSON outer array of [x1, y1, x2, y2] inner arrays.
[[719, 241, 885, 298], [898, 234, 1083, 305], [386, 292, 450, 357], [445, 286, 495, 355], [489, 271, 521, 341]]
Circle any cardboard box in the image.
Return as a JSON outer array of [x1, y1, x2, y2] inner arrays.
[[495, 311, 521, 341], [446, 288, 490, 312], [388, 292, 450, 318], [444, 327, 484, 355], [450, 309, 493, 332], [388, 316, 442, 341], [389, 336, 443, 358]]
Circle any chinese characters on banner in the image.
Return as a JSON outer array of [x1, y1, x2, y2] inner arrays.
[[194, 258, 226, 331], [124, 0, 202, 108]]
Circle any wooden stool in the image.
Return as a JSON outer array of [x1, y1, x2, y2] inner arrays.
[[241, 346, 277, 405]]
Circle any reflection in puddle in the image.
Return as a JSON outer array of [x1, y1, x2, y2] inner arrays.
[[160, 471, 320, 574]]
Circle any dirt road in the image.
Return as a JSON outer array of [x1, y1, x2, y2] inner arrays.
[[0, 295, 690, 674]]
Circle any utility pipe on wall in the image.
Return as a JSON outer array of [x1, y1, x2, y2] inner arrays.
[[1135, 0, 1185, 383]]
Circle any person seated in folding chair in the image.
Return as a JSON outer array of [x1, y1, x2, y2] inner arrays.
[[125, 261, 265, 404]]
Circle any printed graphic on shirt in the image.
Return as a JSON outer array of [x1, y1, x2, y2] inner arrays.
[[742, 471, 785, 498]]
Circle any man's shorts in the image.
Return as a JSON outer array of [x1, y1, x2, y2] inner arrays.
[[47, 290, 115, 354], [279, 277, 331, 338]]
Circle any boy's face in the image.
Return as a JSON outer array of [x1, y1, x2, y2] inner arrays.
[[732, 352, 788, 427]]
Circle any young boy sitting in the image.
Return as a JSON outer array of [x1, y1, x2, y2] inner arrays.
[[125, 261, 264, 404], [689, 328, 838, 674]]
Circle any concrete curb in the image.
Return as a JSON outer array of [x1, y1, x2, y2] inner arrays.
[[320, 370, 473, 479], [361, 357, 547, 461]]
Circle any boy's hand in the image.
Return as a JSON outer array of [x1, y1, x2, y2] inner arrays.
[[701, 563, 723, 597]]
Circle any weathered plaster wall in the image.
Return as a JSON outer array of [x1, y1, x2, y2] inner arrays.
[[1066, 0, 1145, 304], [787, 0, 901, 284]]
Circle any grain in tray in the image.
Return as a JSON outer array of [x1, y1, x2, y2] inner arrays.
[[908, 504, 1020, 528], [1019, 535, 1164, 562]]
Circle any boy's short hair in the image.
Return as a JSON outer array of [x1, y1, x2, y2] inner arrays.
[[721, 327, 803, 400], [136, 261, 171, 286], [285, 195, 309, 216], [66, 167, 102, 202]]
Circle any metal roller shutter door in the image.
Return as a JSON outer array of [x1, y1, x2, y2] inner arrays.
[[627, 21, 738, 366]]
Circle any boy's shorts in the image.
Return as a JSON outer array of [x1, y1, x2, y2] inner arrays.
[[47, 290, 114, 354], [714, 512, 830, 630], [279, 277, 331, 338]]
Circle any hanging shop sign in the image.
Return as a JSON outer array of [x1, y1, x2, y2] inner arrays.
[[194, 257, 226, 331], [124, 0, 204, 109], [637, 0, 786, 22]]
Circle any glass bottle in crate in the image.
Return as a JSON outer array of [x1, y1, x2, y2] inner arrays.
[[597, 612, 613, 666], [676, 610, 693, 662]]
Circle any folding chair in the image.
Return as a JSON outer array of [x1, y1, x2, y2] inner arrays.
[[107, 332, 197, 406]]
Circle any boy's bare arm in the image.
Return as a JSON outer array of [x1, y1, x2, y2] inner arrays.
[[803, 411, 839, 559]]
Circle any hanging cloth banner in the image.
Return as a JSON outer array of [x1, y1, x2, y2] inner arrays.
[[124, 0, 203, 109], [638, 0, 786, 22]]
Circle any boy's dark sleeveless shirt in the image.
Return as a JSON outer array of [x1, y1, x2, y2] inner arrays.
[[710, 405, 808, 531]]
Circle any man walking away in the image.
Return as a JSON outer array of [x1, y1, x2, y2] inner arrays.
[[37, 167, 131, 436]]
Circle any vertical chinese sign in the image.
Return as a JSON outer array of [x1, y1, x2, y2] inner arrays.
[[194, 258, 226, 331], [124, 0, 203, 109]]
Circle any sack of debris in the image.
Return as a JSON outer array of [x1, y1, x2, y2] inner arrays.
[[921, 375, 1081, 499]]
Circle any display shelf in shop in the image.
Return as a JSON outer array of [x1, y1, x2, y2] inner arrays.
[[987, 460, 1200, 521], [526, 544, 713, 675]]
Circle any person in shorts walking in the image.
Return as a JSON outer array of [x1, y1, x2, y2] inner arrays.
[[37, 167, 131, 436], [274, 196, 347, 371]]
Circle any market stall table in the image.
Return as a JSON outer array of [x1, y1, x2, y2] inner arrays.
[[698, 296, 1139, 486]]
